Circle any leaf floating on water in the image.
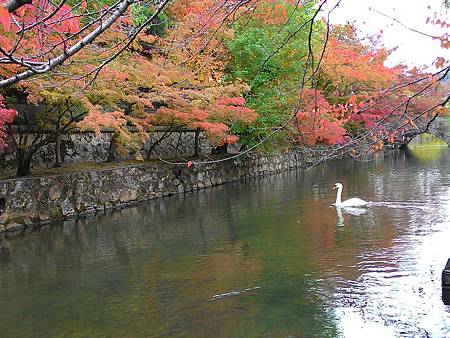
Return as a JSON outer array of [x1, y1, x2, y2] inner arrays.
[[210, 286, 261, 301]]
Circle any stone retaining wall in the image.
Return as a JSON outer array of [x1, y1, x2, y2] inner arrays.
[[0, 149, 316, 234], [426, 117, 450, 145], [0, 130, 212, 171]]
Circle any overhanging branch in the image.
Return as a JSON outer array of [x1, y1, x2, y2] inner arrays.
[[0, 0, 133, 88]]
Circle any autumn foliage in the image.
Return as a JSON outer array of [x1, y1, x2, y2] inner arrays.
[[0, 94, 16, 148], [296, 89, 348, 146], [0, 0, 449, 176]]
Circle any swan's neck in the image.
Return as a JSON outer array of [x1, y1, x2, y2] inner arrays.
[[335, 186, 343, 205]]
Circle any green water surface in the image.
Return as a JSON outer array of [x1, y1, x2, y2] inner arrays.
[[1, 148, 450, 337]]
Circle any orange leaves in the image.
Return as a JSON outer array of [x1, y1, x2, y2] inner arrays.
[[0, 94, 17, 148], [212, 97, 258, 124], [221, 134, 239, 145], [0, 5, 12, 32], [190, 108, 209, 121], [433, 57, 447, 69], [192, 121, 229, 134], [215, 97, 245, 106], [150, 96, 256, 146], [164, 0, 231, 81], [296, 89, 348, 146], [0, 35, 12, 50], [317, 118, 347, 145], [0, 0, 82, 68], [373, 140, 384, 151], [314, 23, 450, 148], [321, 25, 397, 92], [434, 106, 449, 117], [248, 1, 293, 26], [297, 110, 347, 146], [151, 93, 257, 145], [128, 95, 154, 110], [76, 99, 127, 138]]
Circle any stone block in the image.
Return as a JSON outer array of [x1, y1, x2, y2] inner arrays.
[[48, 185, 62, 201], [5, 222, 25, 233], [60, 198, 76, 217]]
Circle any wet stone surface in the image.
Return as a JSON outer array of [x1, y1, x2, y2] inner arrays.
[[0, 150, 314, 234]]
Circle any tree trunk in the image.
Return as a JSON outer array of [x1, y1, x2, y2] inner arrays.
[[194, 129, 200, 157], [16, 148, 33, 177], [211, 143, 228, 155], [53, 134, 62, 167], [146, 130, 173, 160], [107, 134, 120, 162]]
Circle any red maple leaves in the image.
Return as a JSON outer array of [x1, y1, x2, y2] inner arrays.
[[151, 96, 257, 146], [0, 94, 17, 148], [0, 5, 12, 32]]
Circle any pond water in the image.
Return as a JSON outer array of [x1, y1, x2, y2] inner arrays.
[[1, 148, 450, 337]]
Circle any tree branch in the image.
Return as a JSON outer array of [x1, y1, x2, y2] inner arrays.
[[0, 0, 133, 88]]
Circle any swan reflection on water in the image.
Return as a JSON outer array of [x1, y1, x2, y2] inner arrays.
[[335, 206, 368, 226]]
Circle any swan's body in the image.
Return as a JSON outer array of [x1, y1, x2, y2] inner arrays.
[[333, 183, 368, 207], [335, 206, 368, 226], [337, 206, 368, 216]]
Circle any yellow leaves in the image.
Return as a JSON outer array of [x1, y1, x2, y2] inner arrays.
[[137, 33, 158, 45], [157, 74, 172, 86], [350, 148, 359, 157], [128, 95, 154, 110], [433, 56, 447, 69], [373, 140, 384, 151], [433, 106, 449, 117]]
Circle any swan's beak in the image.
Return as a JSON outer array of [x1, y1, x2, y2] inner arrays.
[[332, 185, 337, 190]]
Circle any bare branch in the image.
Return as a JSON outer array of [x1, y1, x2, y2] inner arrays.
[[0, 0, 133, 88]]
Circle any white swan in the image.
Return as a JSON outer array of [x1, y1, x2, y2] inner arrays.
[[333, 182, 368, 207], [335, 205, 369, 226]]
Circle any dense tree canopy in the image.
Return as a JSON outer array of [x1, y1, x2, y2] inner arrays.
[[0, 0, 449, 176]]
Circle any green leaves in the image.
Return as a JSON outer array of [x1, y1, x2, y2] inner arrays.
[[225, 1, 321, 148], [131, 3, 169, 37]]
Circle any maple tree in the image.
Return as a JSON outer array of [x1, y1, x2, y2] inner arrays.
[[294, 21, 449, 150], [295, 89, 348, 146], [0, 0, 171, 87], [0, 0, 258, 176], [0, 0, 448, 178], [0, 93, 16, 148]]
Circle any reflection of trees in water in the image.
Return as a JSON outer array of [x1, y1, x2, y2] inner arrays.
[[0, 193, 244, 336], [1, 149, 449, 336], [370, 150, 449, 225]]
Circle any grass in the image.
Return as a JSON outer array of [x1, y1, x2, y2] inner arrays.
[[407, 133, 448, 148]]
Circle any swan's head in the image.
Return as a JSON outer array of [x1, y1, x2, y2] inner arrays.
[[333, 182, 343, 190]]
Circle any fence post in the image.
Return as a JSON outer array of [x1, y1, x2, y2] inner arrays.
[[443, 258, 450, 305], [194, 128, 200, 157], [53, 134, 62, 167]]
